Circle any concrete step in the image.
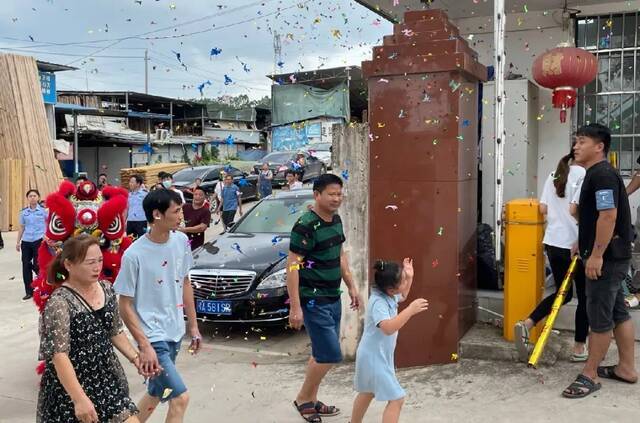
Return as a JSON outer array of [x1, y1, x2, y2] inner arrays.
[[459, 322, 573, 366], [476, 289, 640, 341]]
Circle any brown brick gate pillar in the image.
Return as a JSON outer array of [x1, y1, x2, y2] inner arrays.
[[362, 10, 487, 367]]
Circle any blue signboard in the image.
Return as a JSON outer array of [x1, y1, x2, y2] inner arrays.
[[39, 71, 56, 104], [272, 124, 309, 151]]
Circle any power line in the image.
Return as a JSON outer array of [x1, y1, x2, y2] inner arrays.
[[7, 0, 284, 52], [0, 46, 143, 59], [0, 36, 147, 50], [63, 0, 290, 66]]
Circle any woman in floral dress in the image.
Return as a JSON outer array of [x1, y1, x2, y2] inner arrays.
[[37, 234, 147, 423]]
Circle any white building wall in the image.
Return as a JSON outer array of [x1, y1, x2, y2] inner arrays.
[[454, 1, 640, 223]]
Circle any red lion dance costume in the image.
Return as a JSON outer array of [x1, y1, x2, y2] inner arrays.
[[32, 180, 132, 372]]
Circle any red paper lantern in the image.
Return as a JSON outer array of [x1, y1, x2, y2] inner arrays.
[[532, 46, 598, 123]]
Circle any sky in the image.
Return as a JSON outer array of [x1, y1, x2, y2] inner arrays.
[[0, 0, 393, 101]]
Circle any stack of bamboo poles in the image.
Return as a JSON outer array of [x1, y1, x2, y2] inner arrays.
[[0, 159, 25, 231], [120, 163, 188, 189], [0, 54, 63, 230]]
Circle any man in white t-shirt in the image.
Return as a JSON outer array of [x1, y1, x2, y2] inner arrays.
[[115, 188, 201, 422], [284, 169, 303, 191], [159, 171, 185, 204]]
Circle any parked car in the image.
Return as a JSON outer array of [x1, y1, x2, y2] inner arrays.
[[253, 150, 326, 187], [190, 189, 315, 324], [172, 165, 258, 211], [307, 142, 332, 169]]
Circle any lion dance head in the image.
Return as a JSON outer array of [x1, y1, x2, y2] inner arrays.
[[32, 180, 132, 312]]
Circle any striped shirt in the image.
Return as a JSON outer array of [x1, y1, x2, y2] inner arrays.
[[289, 210, 345, 302]]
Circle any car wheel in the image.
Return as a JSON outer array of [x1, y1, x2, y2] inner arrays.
[[320, 165, 326, 175]]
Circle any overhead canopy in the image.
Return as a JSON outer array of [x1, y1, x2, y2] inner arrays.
[[36, 60, 77, 73], [268, 66, 366, 126], [271, 82, 349, 127], [353, 0, 606, 22]]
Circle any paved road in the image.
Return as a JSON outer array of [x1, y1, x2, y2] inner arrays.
[[2, 194, 640, 422]]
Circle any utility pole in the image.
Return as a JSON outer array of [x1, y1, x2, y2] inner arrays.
[[494, 0, 506, 265], [272, 31, 282, 81], [144, 48, 149, 94]]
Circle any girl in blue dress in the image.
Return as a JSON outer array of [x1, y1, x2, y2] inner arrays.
[[351, 258, 429, 423]]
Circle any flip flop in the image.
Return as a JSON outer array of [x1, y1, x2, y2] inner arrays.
[[315, 401, 340, 417], [514, 321, 530, 362], [294, 401, 322, 423], [597, 366, 638, 384], [562, 374, 601, 399]]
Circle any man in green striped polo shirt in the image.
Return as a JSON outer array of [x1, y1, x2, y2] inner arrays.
[[287, 173, 362, 422]]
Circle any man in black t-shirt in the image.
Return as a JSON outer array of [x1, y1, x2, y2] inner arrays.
[[562, 123, 638, 399]]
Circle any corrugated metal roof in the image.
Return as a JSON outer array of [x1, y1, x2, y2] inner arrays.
[[55, 103, 171, 120]]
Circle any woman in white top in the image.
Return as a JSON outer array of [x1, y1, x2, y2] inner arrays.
[[514, 148, 589, 362]]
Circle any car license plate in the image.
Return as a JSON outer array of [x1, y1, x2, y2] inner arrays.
[[196, 300, 232, 315]]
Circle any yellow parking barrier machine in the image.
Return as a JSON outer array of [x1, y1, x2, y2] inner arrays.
[[503, 199, 545, 342]]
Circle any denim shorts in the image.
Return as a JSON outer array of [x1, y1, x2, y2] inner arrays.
[[586, 260, 631, 333], [147, 341, 187, 402], [302, 298, 342, 364]]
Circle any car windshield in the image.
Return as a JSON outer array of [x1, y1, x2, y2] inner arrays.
[[233, 196, 314, 234], [262, 152, 293, 163], [310, 143, 331, 152], [173, 168, 208, 181]]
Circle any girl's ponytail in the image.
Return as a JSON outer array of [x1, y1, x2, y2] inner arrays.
[[553, 151, 574, 198]]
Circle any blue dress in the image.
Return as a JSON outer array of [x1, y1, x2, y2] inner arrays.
[[354, 289, 406, 401]]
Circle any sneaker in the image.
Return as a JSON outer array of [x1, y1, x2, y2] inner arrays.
[[624, 294, 640, 308], [22, 294, 33, 301], [514, 321, 530, 362]]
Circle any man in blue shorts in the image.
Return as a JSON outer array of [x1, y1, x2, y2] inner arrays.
[[116, 189, 202, 422], [287, 174, 362, 422]]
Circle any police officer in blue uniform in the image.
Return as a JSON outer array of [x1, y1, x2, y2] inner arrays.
[[126, 174, 148, 239], [16, 189, 46, 300]]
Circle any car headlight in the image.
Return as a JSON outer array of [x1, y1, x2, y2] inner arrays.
[[257, 268, 287, 290]]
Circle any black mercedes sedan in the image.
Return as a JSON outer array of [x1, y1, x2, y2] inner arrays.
[[190, 189, 314, 324]]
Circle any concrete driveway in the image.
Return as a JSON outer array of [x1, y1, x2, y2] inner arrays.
[[1, 200, 640, 422]]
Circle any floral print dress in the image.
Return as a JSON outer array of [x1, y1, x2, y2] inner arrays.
[[37, 281, 138, 422]]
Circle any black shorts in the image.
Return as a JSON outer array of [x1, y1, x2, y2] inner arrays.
[[221, 210, 236, 227], [586, 259, 631, 333]]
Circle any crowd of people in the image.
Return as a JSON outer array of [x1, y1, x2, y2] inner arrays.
[[4, 125, 639, 421]]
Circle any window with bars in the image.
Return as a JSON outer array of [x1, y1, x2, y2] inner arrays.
[[576, 13, 640, 176]]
